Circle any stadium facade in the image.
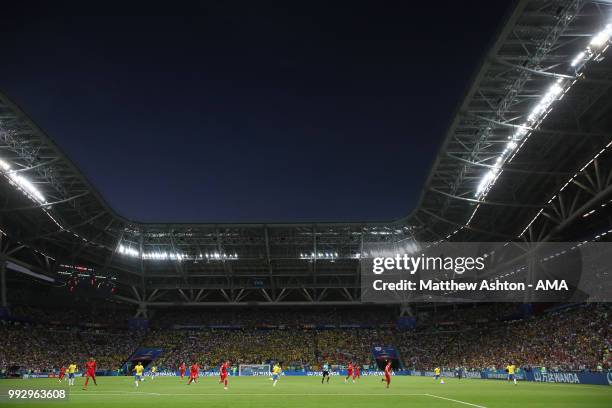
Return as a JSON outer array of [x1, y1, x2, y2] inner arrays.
[[0, 0, 611, 316]]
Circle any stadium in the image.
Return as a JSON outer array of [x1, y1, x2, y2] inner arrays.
[[0, 0, 611, 407]]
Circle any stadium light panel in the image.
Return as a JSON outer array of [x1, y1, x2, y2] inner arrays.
[[0, 156, 47, 203], [0, 158, 10, 171], [589, 24, 612, 48], [9, 174, 46, 203], [473, 18, 612, 201], [570, 51, 586, 67]]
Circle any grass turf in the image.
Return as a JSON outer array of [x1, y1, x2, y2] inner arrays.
[[1, 375, 611, 408]]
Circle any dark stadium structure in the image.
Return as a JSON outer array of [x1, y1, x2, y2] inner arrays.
[[0, 0, 612, 319]]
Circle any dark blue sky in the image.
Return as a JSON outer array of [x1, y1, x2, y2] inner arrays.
[[0, 1, 511, 222]]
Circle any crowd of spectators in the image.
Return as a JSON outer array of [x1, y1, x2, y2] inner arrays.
[[398, 303, 611, 371], [0, 321, 143, 372], [142, 328, 315, 369], [315, 328, 396, 366], [1, 303, 609, 374]]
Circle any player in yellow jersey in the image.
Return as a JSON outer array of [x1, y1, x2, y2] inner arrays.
[[67, 363, 77, 386], [150, 365, 157, 380], [133, 362, 145, 387], [272, 363, 282, 387], [434, 367, 444, 384], [506, 362, 517, 385]]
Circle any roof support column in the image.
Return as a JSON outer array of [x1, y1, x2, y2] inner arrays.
[[135, 302, 148, 319]]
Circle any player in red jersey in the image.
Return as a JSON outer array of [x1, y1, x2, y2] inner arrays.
[[179, 362, 186, 379], [82, 357, 97, 390], [187, 362, 199, 385], [219, 360, 230, 390], [353, 364, 360, 380], [383, 360, 392, 388], [58, 366, 66, 382], [345, 362, 354, 383]]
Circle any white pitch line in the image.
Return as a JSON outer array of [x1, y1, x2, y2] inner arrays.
[[424, 393, 488, 408]]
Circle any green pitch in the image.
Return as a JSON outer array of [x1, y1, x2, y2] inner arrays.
[[1, 375, 610, 408]]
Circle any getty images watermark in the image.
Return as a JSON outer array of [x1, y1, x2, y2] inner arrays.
[[360, 242, 612, 303]]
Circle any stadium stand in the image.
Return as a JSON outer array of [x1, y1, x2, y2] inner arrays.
[[0, 322, 143, 372], [397, 303, 611, 371], [1, 303, 609, 374]]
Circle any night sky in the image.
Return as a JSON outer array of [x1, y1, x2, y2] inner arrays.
[[0, 1, 511, 223]]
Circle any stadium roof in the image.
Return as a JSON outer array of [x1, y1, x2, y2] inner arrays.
[[1, 0, 611, 308], [412, 0, 612, 243]]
